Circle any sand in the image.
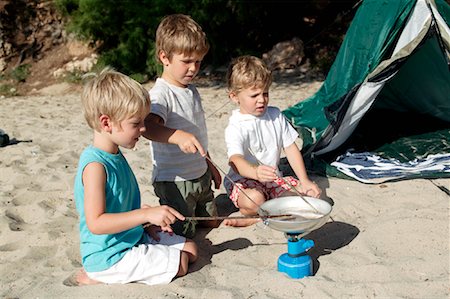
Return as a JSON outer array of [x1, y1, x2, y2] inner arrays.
[[0, 79, 448, 298]]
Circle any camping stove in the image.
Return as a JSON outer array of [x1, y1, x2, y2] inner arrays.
[[259, 196, 332, 279], [278, 232, 314, 279]]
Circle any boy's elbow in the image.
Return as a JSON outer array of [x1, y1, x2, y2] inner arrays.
[[143, 114, 164, 139], [86, 220, 105, 235], [145, 113, 164, 126], [90, 231, 103, 235], [87, 225, 102, 235]]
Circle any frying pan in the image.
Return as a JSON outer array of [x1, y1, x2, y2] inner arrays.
[[259, 196, 332, 236]]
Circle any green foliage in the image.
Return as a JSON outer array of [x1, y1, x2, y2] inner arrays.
[[0, 64, 31, 96], [54, 0, 79, 16], [55, 0, 358, 78], [62, 70, 85, 84], [0, 84, 18, 97], [10, 64, 31, 82], [129, 73, 148, 84]]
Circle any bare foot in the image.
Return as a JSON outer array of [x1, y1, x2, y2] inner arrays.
[[75, 269, 101, 286], [223, 217, 260, 227]]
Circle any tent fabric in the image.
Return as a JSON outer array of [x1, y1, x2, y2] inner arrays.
[[330, 152, 450, 184], [282, 0, 450, 182], [283, 0, 418, 148]]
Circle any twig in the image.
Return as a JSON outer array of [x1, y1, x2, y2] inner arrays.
[[185, 214, 295, 221], [143, 214, 295, 228]]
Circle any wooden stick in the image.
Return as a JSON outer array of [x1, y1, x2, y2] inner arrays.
[[143, 214, 294, 228], [185, 214, 295, 221]]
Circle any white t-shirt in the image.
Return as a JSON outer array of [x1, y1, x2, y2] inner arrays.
[[224, 106, 299, 190], [149, 78, 208, 182]]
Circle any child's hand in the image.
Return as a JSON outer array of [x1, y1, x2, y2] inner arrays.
[[145, 114, 205, 155], [144, 224, 175, 241], [144, 224, 163, 241], [256, 165, 278, 183], [143, 205, 185, 232], [173, 130, 206, 156], [299, 179, 321, 198]]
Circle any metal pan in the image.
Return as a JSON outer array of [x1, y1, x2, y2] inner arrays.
[[259, 196, 332, 236]]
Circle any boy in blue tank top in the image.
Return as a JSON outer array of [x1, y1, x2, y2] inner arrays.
[[73, 68, 197, 286]]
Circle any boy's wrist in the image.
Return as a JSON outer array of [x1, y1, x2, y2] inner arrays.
[[297, 176, 311, 185]]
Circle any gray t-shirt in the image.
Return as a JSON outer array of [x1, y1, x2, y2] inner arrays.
[[149, 78, 208, 182]]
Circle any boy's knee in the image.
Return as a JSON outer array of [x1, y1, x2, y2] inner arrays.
[[240, 206, 259, 216], [176, 252, 190, 277], [184, 239, 198, 263]]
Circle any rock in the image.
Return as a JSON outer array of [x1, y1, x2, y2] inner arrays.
[[0, 58, 6, 72], [53, 54, 98, 78], [34, 82, 72, 96], [262, 37, 304, 71]]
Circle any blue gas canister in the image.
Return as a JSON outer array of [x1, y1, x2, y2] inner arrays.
[[278, 235, 314, 279]]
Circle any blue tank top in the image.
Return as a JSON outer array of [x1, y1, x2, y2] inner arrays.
[[74, 146, 144, 272]]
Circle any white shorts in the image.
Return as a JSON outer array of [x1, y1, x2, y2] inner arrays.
[[86, 232, 186, 285]]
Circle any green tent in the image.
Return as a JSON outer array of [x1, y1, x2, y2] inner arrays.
[[283, 0, 450, 181]]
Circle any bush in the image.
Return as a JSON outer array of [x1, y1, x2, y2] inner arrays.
[[0, 84, 18, 97], [10, 64, 31, 82], [55, 0, 358, 78]]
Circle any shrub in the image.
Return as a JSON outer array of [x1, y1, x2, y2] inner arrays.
[[10, 64, 31, 82], [55, 0, 358, 78]]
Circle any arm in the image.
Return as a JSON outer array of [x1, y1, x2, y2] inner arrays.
[[143, 113, 206, 156], [82, 162, 185, 235], [284, 142, 321, 197], [229, 154, 278, 183]]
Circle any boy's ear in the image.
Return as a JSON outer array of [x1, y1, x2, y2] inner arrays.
[[99, 114, 113, 132], [159, 51, 170, 66], [229, 91, 239, 104]]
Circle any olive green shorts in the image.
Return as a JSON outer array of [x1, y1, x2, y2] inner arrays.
[[153, 170, 217, 238]]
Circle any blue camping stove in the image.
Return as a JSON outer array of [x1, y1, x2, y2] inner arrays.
[[258, 196, 332, 279], [278, 232, 314, 279]]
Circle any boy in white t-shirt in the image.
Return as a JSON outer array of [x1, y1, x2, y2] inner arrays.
[[223, 56, 321, 227], [143, 14, 221, 238]]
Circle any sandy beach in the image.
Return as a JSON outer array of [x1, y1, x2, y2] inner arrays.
[[0, 78, 448, 298]]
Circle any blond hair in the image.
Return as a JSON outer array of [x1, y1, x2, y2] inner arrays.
[[227, 55, 272, 94], [81, 67, 150, 131], [155, 14, 209, 63]]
